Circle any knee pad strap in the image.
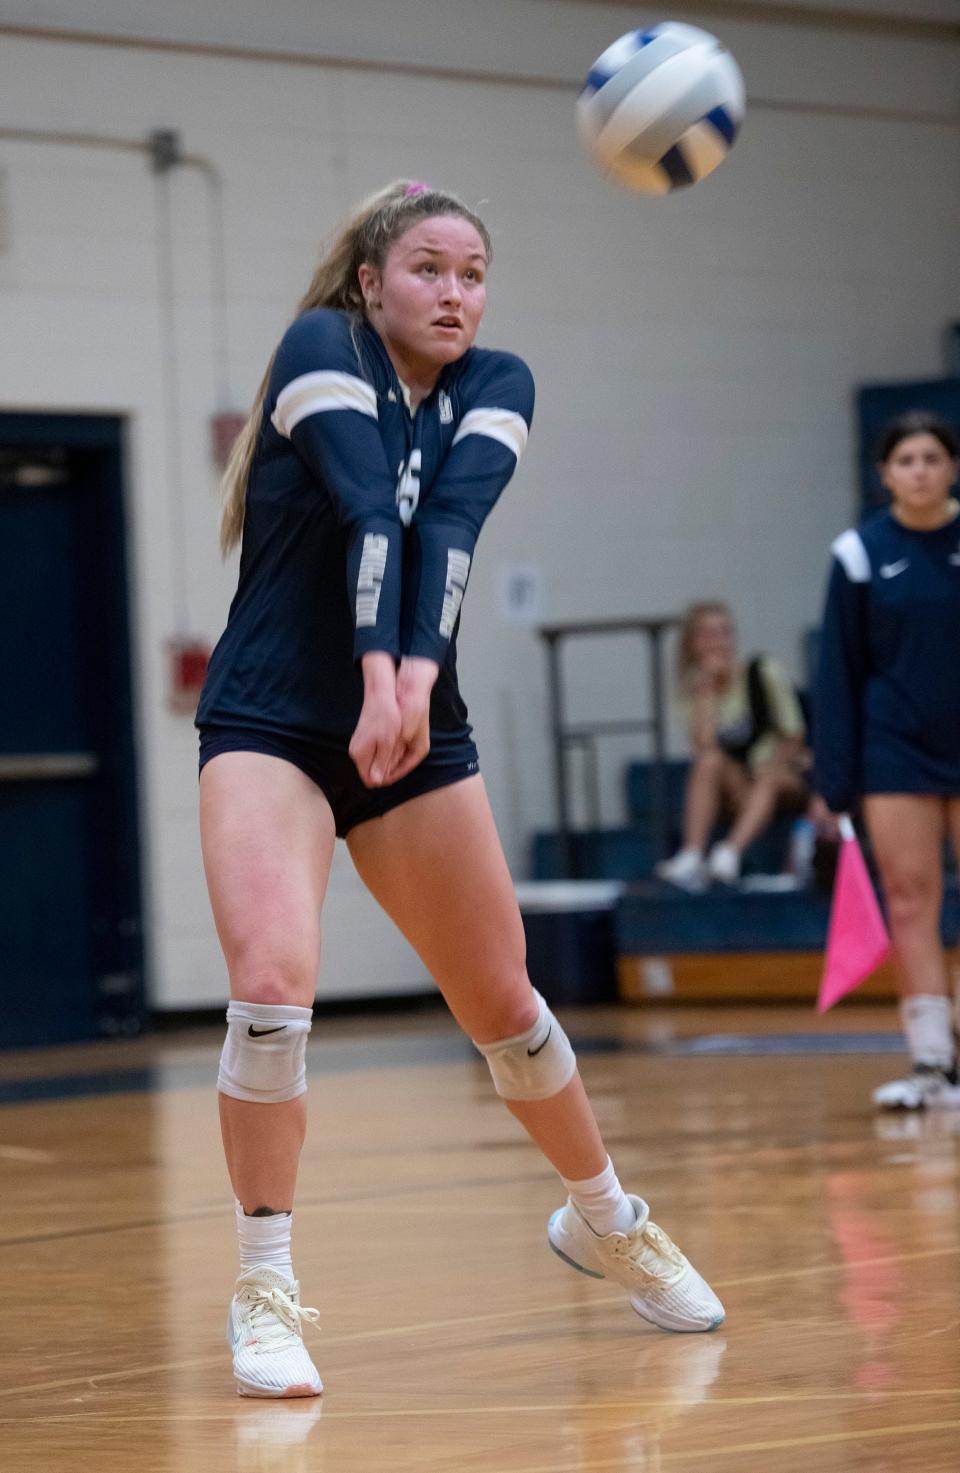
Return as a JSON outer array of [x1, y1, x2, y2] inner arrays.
[[217, 1001, 313, 1103], [474, 991, 577, 1101]]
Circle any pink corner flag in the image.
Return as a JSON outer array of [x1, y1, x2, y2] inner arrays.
[[817, 816, 891, 1014]]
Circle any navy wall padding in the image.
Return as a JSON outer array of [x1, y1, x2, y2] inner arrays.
[[615, 885, 831, 953], [533, 814, 795, 883], [624, 760, 689, 826], [615, 878, 960, 955], [857, 378, 960, 516], [520, 909, 618, 1005], [532, 828, 660, 882]]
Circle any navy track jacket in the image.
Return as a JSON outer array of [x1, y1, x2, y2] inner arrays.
[[814, 509, 960, 811]]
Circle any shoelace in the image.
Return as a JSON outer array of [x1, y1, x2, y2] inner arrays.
[[240, 1284, 320, 1354], [612, 1219, 687, 1286]]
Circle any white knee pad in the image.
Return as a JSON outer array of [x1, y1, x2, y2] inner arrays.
[[217, 1001, 313, 1104], [474, 991, 577, 1101]]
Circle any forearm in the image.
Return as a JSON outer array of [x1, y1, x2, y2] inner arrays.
[[405, 521, 474, 665], [360, 651, 397, 700], [814, 567, 867, 812], [346, 523, 403, 661], [690, 693, 717, 753], [396, 655, 440, 705]]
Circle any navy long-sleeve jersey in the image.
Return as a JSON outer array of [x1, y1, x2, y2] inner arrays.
[[197, 309, 534, 746], [814, 509, 960, 812]]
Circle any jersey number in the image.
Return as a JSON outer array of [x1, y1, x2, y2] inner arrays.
[[396, 450, 421, 527]]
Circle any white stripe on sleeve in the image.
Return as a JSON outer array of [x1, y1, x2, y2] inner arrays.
[[272, 371, 378, 437], [830, 529, 870, 583], [451, 407, 528, 460], [439, 549, 472, 638], [356, 533, 389, 628]]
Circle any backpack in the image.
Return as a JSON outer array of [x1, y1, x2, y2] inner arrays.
[[716, 656, 808, 764]]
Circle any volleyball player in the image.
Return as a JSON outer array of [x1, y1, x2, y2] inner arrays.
[[197, 181, 724, 1397], [816, 413, 960, 1110]]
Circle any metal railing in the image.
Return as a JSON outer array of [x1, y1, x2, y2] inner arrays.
[[537, 615, 679, 877]]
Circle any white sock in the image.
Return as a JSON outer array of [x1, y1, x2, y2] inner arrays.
[[235, 1199, 295, 1280], [901, 995, 955, 1071], [562, 1156, 636, 1236]]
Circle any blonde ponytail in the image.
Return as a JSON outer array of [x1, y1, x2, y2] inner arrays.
[[218, 179, 491, 555]]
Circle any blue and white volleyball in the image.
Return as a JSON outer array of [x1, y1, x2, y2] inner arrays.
[[577, 23, 745, 195]]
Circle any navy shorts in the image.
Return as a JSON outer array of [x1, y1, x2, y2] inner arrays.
[[198, 724, 480, 838]]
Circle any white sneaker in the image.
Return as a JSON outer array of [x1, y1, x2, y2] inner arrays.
[[706, 842, 740, 885], [228, 1267, 322, 1398], [548, 1194, 725, 1333], [655, 850, 707, 892], [872, 1062, 960, 1111]]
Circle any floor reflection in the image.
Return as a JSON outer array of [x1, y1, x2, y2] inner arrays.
[[231, 1397, 324, 1473], [559, 1333, 726, 1472]]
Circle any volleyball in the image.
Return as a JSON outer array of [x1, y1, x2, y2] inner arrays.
[[577, 23, 745, 195]]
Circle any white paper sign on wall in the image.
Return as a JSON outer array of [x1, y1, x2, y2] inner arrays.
[[497, 562, 544, 627]]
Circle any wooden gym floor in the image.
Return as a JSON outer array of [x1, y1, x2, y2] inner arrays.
[[2, 1002, 959, 1472]]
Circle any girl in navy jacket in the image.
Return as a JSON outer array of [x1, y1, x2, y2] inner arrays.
[[816, 413, 960, 1110]]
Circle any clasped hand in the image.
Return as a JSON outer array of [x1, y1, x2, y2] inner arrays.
[[349, 653, 439, 788]]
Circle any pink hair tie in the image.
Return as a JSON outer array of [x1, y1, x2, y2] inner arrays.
[[404, 182, 429, 197]]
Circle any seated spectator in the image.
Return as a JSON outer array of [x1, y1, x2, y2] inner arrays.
[[656, 601, 811, 889]]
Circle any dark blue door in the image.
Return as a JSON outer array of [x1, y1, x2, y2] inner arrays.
[[0, 414, 143, 1047]]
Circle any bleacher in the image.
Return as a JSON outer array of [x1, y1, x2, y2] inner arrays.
[[525, 756, 960, 1006], [522, 613, 960, 1008]]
